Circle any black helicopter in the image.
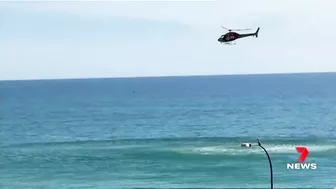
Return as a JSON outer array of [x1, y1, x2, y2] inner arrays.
[[218, 26, 260, 45]]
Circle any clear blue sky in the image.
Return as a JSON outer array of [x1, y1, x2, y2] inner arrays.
[[1, 1, 336, 80]]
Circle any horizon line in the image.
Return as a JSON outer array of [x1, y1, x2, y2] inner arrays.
[[1, 71, 336, 82]]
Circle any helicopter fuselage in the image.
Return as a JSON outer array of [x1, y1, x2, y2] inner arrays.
[[218, 27, 260, 43], [218, 32, 256, 43], [218, 32, 239, 42]]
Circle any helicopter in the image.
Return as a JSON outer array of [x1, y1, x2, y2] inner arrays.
[[218, 26, 260, 45]]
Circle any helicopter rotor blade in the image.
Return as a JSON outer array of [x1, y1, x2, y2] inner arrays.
[[220, 26, 252, 31], [221, 26, 230, 31], [232, 28, 252, 31]]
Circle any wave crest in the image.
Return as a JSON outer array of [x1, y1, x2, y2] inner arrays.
[[173, 144, 336, 155]]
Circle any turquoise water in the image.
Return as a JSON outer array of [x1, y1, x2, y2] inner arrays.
[[1, 73, 336, 188]]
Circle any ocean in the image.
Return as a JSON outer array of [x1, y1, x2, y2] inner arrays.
[[0, 73, 335, 189]]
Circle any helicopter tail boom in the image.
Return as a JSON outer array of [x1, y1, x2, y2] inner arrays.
[[238, 27, 260, 39]]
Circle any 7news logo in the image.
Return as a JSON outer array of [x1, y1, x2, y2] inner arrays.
[[286, 146, 317, 170]]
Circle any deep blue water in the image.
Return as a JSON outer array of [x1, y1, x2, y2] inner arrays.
[[1, 73, 336, 189]]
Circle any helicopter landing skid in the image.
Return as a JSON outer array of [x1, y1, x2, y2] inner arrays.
[[224, 42, 236, 45]]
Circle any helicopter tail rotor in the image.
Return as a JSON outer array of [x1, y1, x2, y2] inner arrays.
[[255, 27, 260, 38]]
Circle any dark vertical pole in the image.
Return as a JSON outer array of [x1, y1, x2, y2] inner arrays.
[[257, 139, 274, 189]]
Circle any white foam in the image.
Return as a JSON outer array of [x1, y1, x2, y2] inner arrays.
[[266, 144, 336, 153], [174, 144, 336, 155]]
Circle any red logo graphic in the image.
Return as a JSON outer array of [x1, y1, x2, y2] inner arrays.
[[296, 147, 309, 162]]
